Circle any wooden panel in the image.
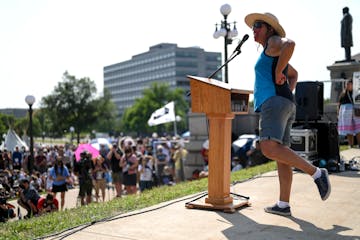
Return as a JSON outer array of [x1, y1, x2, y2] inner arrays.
[[189, 76, 231, 114]]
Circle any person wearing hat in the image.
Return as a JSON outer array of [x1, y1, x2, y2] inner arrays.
[[244, 12, 331, 216]]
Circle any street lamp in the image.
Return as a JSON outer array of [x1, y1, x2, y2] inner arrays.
[[69, 126, 74, 144], [173, 115, 182, 137], [25, 95, 35, 174], [213, 3, 238, 83]]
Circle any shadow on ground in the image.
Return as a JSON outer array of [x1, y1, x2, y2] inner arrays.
[[219, 209, 359, 240]]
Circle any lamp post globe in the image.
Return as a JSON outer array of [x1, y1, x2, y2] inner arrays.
[[25, 95, 35, 174], [69, 126, 75, 144], [220, 4, 231, 16], [25, 95, 35, 106]]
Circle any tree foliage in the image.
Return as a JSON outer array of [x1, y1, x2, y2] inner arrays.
[[121, 82, 188, 136], [40, 72, 117, 142]]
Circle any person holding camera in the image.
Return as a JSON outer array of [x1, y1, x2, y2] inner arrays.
[[74, 151, 93, 206], [17, 178, 40, 218], [37, 193, 59, 215], [107, 144, 123, 197], [121, 146, 138, 195]]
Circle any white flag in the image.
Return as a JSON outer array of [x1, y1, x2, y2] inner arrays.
[[148, 101, 176, 126]]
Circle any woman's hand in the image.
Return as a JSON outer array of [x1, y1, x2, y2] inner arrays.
[[275, 72, 287, 85]]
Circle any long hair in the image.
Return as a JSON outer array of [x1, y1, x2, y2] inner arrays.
[[54, 157, 64, 176]]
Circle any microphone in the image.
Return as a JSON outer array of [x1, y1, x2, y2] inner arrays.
[[233, 34, 249, 54]]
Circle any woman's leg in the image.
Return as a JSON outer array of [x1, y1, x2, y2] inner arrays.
[[347, 134, 354, 147], [276, 161, 293, 203], [60, 191, 65, 210]]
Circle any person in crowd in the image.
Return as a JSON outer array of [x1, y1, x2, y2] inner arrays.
[[45, 167, 53, 193], [161, 166, 174, 185], [121, 146, 138, 194], [0, 150, 5, 170], [37, 193, 59, 215], [0, 196, 16, 222], [169, 145, 176, 179], [64, 144, 74, 170], [201, 143, 209, 167], [12, 146, 22, 171], [21, 147, 29, 172], [246, 139, 270, 167], [136, 138, 146, 155], [338, 80, 360, 148], [244, 12, 331, 216], [173, 144, 188, 182], [17, 178, 40, 218], [46, 146, 58, 168], [107, 144, 123, 197], [138, 155, 154, 192], [74, 151, 93, 205], [2, 150, 11, 170], [49, 157, 71, 210], [155, 146, 167, 184], [34, 149, 48, 174], [99, 144, 110, 167], [92, 155, 108, 202]]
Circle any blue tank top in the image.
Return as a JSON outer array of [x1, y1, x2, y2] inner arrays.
[[253, 50, 294, 112]]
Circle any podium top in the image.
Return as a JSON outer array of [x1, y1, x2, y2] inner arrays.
[[187, 75, 253, 94]]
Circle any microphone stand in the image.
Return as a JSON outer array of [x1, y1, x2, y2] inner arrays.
[[208, 49, 242, 80], [186, 50, 243, 97]]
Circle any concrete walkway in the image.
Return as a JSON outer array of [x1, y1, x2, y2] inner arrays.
[[39, 169, 360, 240]]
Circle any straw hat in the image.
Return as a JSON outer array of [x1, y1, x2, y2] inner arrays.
[[244, 12, 286, 38]]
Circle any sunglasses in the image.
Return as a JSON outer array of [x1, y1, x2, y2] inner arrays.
[[252, 21, 265, 29]]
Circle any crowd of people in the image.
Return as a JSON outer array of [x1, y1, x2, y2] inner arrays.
[[0, 134, 189, 221]]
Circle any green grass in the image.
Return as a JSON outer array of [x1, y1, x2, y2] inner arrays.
[[0, 162, 276, 240]]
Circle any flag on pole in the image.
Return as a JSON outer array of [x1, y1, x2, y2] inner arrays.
[[148, 101, 176, 126]]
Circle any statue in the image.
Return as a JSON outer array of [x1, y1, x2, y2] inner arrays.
[[341, 7, 353, 61]]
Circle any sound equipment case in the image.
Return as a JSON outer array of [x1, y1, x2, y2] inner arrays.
[[292, 122, 340, 162], [290, 128, 317, 157]]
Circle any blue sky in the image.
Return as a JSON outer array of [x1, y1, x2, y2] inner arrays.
[[0, 0, 359, 108]]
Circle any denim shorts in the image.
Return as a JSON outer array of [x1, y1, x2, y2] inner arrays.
[[259, 96, 296, 146]]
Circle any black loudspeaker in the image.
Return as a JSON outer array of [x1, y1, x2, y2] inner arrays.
[[295, 81, 324, 121]]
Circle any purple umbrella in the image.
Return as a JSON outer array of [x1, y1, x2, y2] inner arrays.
[[74, 143, 100, 162]]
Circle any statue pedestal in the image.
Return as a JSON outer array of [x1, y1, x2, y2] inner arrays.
[[327, 61, 360, 103]]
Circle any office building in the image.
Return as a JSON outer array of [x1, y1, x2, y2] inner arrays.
[[103, 43, 221, 116]]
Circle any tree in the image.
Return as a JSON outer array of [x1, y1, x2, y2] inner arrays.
[[41, 72, 102, 143], [0, 113, 16, 140], [121, 82, 188, 136]]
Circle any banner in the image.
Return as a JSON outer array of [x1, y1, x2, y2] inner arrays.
[[353, 72, 360, 103], [147, 101, 176, 126]]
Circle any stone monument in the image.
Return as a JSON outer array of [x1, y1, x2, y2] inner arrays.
[[328, 7, 359, 104]]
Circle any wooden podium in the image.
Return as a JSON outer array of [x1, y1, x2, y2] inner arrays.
[[185, 75, 252, 213]]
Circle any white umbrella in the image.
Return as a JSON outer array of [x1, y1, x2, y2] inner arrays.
[[90, 138, 112, 150], [202, 139, 209, 150]]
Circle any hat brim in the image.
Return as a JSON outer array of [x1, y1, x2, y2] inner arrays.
[[245, 13, 286, 38]]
